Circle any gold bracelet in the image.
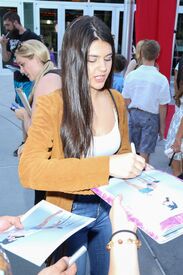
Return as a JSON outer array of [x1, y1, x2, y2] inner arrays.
[[106, 238, 141, 251]]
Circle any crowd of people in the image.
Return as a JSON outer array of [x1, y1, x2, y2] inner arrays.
[[0, 9, 183, 275]]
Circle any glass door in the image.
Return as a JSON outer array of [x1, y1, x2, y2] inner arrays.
[[35, 1, 128, 66], [35, 2, 88, 68], [64, 5, 86, 30], [34, 2, 59, 66], [60, 3, 87, 67], [39, 8, 58, 65], [89, 3, 124, 53]]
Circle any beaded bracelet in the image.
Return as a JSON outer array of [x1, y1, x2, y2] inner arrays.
[[106, 230, 141, 251], [106, 238, 141, 250]]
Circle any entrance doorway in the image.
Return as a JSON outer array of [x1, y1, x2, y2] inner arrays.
[[34, 1, 125, 67]]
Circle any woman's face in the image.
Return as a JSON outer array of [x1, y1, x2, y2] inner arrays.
[[16, 55, 44, 81], [87, 39, 112, 92]]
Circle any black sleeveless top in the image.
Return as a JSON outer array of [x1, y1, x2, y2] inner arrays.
[[44, 69, 61, 76]]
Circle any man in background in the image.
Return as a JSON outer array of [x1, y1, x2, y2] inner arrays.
[[0, 11, 41, 156]]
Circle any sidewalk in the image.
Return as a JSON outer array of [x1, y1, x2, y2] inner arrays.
[[0, 73, 43, 274], [0, 73, 183, 275]]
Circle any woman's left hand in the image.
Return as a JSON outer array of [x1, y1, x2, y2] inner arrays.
[[110, 195, 136, 233]]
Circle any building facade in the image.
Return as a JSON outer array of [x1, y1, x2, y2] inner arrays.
[[0, 0, 183, 74]]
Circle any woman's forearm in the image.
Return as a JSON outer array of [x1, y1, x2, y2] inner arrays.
[[108, 233, 140, 275]]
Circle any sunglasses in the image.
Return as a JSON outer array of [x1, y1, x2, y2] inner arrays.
[[16, 41, 22, 50]]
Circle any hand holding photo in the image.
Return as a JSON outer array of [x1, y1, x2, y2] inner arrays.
[[16, 88, 32, 116], [131, 142, 136, 154], [68, 245, 87, 267], [0, 201, 95, 266]]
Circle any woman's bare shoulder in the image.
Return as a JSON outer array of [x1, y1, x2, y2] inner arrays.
[[35, 74, 62, 97]]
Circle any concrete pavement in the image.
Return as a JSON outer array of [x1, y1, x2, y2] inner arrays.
[[0, 72, 43, 275], [0, 72, 183, 275]]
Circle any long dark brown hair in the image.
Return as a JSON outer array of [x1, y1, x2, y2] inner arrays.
[[61, 16, 115, 158], [174, 57, 183, 107]]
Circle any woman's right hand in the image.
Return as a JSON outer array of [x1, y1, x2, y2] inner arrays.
[[109, 153, 145, 179], [38, 257, 77, 275]]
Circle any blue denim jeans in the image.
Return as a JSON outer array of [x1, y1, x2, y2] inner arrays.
[[129, 108, 159, 154], [54, 195, 111, 275]]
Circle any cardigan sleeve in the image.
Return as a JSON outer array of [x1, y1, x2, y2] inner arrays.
[[18, 92, 110, 194], [111, 90, 131, 154]]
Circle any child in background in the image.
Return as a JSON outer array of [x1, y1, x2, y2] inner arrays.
[[112, 54, 127, 93]]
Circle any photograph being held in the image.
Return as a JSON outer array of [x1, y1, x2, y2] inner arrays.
[[19, 15, 145, 274], [0, 196, 139, 275], [0, 216, 76, 275]]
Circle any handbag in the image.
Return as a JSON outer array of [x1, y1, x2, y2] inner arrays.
[[178, 173, 183, 180]]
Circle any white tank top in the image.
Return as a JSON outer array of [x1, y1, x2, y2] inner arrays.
[[88, 110, 121, 157]]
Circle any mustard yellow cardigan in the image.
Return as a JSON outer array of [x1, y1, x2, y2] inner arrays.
[[19, 89, 130, 211]]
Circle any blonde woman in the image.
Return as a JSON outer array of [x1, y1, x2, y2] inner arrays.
[[15, 40, 61, 204], [125, 40, 144, 77], [15, 39, 61, 132]]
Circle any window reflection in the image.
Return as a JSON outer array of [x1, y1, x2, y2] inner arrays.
[[40, 9, 58, 66], [94, 10, 112, 30], [24, 3, 34, 32], [65, 9, 83, 29]]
